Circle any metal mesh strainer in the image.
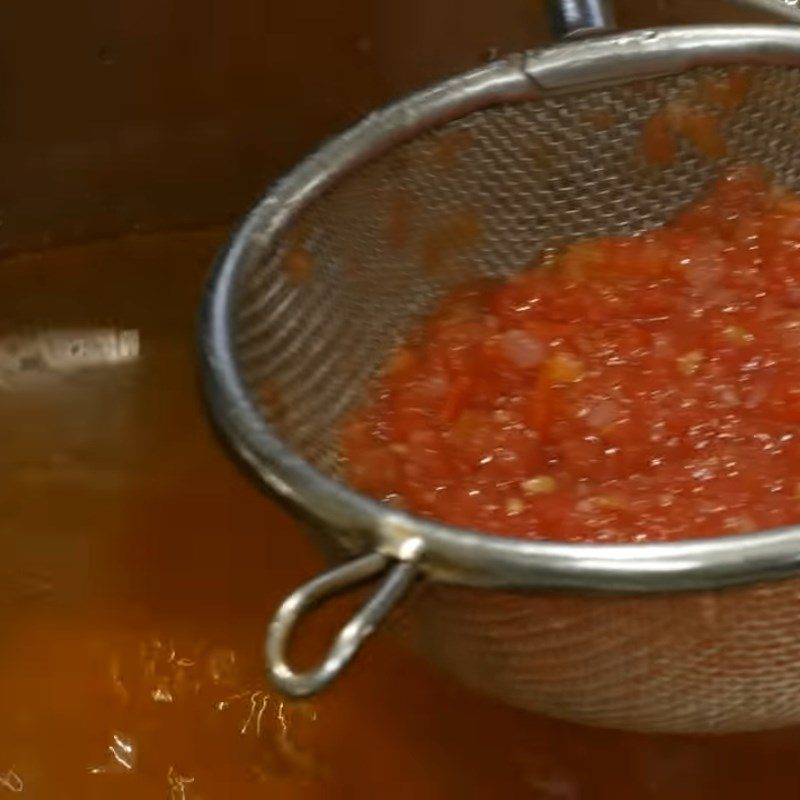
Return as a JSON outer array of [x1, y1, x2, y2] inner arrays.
[[202, 2, 800, 733]]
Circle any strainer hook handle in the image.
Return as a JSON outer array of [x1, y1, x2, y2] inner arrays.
[[266, 550, 420, 697]]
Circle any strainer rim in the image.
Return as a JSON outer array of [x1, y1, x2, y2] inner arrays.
[[202, 24, 800, 593]]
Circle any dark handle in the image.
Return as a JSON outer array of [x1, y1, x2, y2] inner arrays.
[[728, 0, 800, 22], [546, 0, 617, 39]]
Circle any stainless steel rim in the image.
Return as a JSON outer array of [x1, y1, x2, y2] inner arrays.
[[201, 25, 800, 595]]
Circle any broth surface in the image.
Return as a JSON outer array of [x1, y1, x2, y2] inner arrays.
[[3, 229, 800, 797]]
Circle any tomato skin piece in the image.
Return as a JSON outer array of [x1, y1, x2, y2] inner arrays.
[[440, 376, 473, 424], [524, 369, 553, 438], [642, 111, 677, 165], [342, 167, 800, 543]]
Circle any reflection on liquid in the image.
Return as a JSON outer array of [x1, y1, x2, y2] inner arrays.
[[4, 229, 800, 797], [0, 770, 23, 793], [167, 766, 195, 800], [89, 731, 136, 775], [0, 328, 139, 385]]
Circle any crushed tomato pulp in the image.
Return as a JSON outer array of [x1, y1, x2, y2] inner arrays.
[[343, 168, 800, 542]]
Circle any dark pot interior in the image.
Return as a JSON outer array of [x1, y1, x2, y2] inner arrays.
[[3, 1, 798, 797]]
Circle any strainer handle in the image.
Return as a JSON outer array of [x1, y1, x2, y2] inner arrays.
[[266, 551, 420, 697]]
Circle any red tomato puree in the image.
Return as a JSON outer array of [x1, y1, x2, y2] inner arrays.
[[342, 167, 800, 543]]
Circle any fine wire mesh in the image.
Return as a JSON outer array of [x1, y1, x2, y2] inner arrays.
[[231, 64, 800, 732]]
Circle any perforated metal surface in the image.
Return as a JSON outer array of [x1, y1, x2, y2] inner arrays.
[[406, 577, 800, 733], [235, 64, 800, 472], [216, 57, 800, 732]]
